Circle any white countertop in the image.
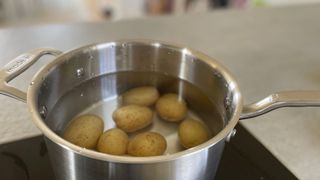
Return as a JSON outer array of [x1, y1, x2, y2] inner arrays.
[[1, 4, 320, 180]]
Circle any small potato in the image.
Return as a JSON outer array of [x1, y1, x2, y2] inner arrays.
[[178, 119, 210, 148], [112, 105, 153, 133], [155, 93, 187, 122], [97, 128, 129, 155], [122, 86, 159, 106], [63, 114, 104, 149], [128, 132, 167, 156]]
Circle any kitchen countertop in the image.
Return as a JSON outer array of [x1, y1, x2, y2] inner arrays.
[[1, 4, 320, 180]]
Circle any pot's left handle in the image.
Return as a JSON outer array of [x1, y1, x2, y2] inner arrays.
[[0, 48, 62, 102]]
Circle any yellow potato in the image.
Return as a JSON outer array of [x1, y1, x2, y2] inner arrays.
[[155, 93, 187, 122], [97, 128, 129, 155], [178, 119, 210, 148], [112, 105, 153, 133], [63, 114, 104, 149], [122, 86, 159, 106], [127, 132, 167, 156]]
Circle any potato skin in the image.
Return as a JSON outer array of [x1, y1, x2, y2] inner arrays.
[[155, 93, 187, 122], [127, 132, 167, 156], [97, 128, 128, 155], [178, 119, 209, 148], [112, 105, 153, 133], [122, 86, 159, 106], [63, 114, 104, 149]]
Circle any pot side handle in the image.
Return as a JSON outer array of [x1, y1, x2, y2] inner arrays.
[[0, 48, 62, 103], [240, 91, 320, 120]]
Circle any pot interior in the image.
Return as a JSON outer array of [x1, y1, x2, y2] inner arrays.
[[35, 41, 239, 155]]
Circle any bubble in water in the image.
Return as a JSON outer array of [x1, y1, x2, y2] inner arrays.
[[122, 43, 127, 47], [214, 72, 222, 78], [88, 53, 94, 60], [39, 105, 47, 119], [80, 92, 84, 97], [30, 81, 34, 86], [225, 97, 231, 109], [76, 68, 84, 78], [43, 82, 48, 89]]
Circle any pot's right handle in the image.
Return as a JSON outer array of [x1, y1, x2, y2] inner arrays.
[[240, 91, 320, 119], [0, 48, 62, 102]]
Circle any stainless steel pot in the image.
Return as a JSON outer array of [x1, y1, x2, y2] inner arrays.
[[1, 40, 320, 180]]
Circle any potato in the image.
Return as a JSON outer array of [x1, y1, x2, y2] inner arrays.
[[155, 93, 187, 122], [127, 132, 167, 156], [63, 114, 104, 149], [122, 86, 159, 106], [97, 128, 128, 155], [178, 118, 210, 148], [112, 105, 153, 133]]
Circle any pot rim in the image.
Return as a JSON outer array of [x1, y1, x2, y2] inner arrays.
[[27, 39, 243, 164]]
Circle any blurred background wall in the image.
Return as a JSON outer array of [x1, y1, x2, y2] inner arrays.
[[0, 0, 319, 27]]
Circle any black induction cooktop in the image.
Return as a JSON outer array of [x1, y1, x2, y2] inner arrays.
[[0, 124, 297, 180]]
